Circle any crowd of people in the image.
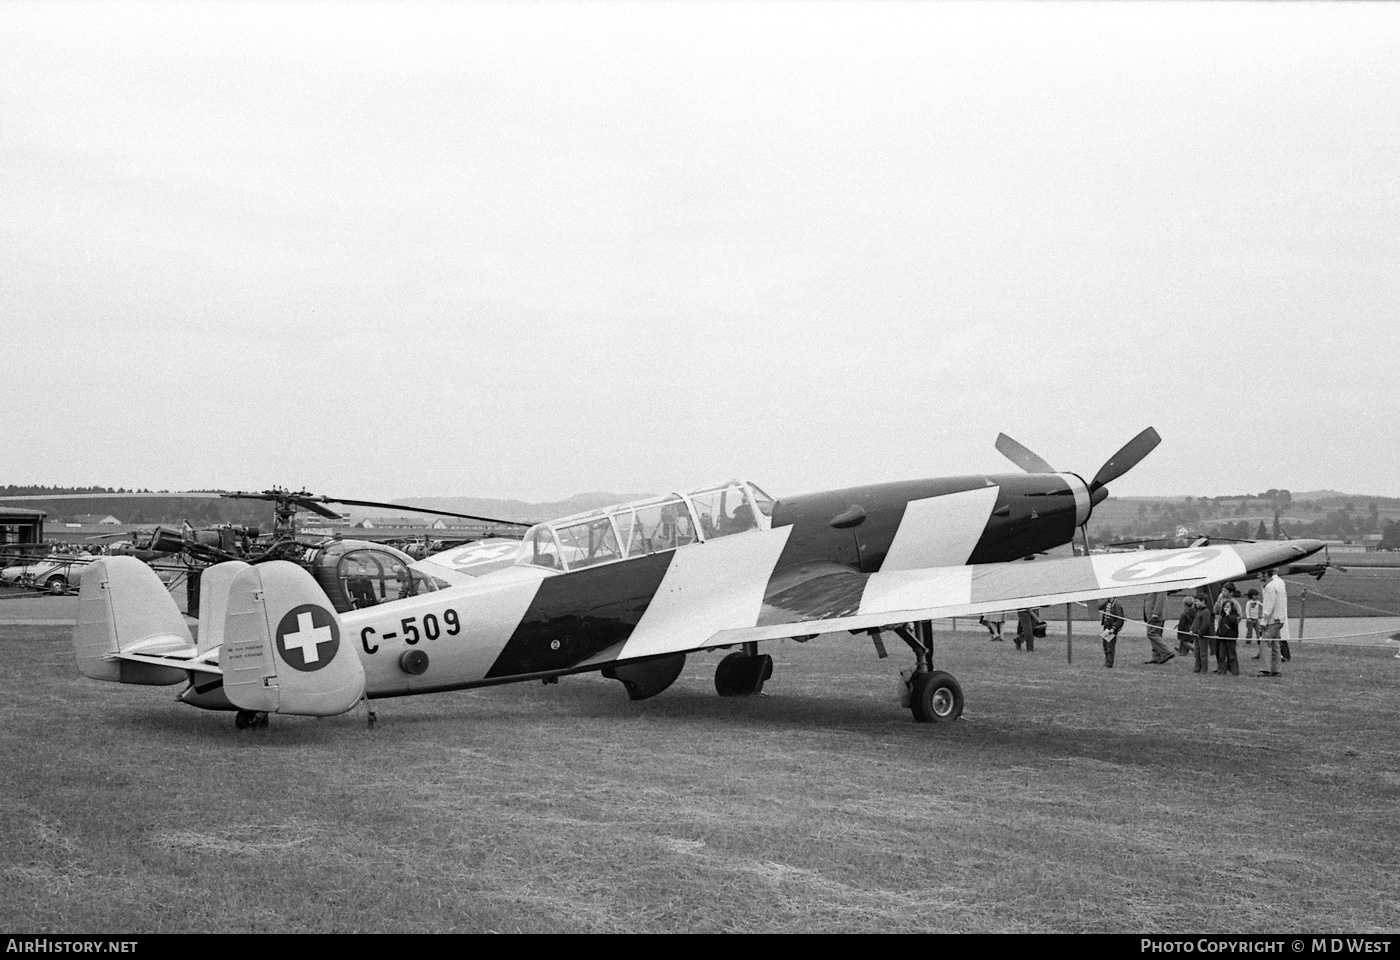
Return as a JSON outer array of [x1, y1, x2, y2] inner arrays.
[[978, 568, 1293, 677]]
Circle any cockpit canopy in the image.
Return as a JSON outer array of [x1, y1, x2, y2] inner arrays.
[[517, 480, 776, 573]]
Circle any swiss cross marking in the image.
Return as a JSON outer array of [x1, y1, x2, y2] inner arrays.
[[275, 604, 340, 672], [1111, 548, 1223, 584], [452, 541, 519, 569]]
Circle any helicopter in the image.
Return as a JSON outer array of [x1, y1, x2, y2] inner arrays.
[[0, 488, 530, 613]]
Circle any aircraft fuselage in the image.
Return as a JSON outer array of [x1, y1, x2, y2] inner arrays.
[[338, 471, 1090, 699]]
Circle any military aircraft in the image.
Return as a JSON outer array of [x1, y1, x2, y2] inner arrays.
[[68, 429, 1325, 728]]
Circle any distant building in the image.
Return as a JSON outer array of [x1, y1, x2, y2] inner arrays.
[[294, 512, 348, 527], [355, 516, 433, 531], [429, 519, 495, 532], [70, 514, 121, 525], [0, 506, 45, 546]]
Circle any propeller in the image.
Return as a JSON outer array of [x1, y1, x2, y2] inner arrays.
[[995, 426, 1162, 555]]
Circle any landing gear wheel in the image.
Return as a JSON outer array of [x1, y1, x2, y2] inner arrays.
[[45, 575, 68, 595], [715, 652, 773, 696], [234, 710, 270, 730], [910, 670, 963, 723]]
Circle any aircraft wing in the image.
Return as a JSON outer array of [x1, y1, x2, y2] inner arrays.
[[700, 539, 1326, 650]]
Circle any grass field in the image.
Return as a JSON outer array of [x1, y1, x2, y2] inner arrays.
[[3, 620, 1399, 933]]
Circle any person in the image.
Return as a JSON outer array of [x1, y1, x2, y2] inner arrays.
[[1190, 593, 1215, 674], [1099, 596, 1124, 668], [1015, 607, 1041, 652], [1142, 591, 1174, 664], [724, 501, 756, 535], [980, 610, 1008, 642], [1197, 588, 1218, 665], [1258, 567, 1289, 677], [1214, 584, 1242, 675], [1244, 588, 1264, 650], [1175, 596, 1197, 656]]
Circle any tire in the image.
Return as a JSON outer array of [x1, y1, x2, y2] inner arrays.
[[910, 670, 964, 723], [45, 575, 68, 595]]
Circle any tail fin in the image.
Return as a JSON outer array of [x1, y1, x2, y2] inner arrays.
[[74, 557, 193, 684], [221, 561, 365, 717], [195, 560, 251, 656]]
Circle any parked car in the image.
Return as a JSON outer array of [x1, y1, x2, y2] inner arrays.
[[0, 554, 90, 594]]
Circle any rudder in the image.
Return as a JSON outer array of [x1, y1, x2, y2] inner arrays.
[[221, 561, 365, 717]]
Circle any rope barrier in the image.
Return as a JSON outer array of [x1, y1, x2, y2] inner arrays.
[[1093, 593, 1400, 645], [953, 593, 1400, 646]]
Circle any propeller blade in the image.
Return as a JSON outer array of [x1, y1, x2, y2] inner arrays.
[[994, 434, 1057, 474], [1089, 427, 1161, 492]]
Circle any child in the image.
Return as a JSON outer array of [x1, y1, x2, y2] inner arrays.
[[1175, 597, 1197, 656], [1245, 588, 1264, 655], [979, 610, 1008, 642], [1191, 596, 1215, 674], [1099, 597, 1125, 668], [1215, 586, 1242, 675]]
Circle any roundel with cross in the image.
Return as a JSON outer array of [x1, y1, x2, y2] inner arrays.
[[275, 604, 341, 672], [1110, 547, 1223, 585]]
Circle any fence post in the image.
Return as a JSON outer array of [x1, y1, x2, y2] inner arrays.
[[1066, 602, 1073, 663]]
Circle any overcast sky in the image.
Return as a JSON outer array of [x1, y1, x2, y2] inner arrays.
[[3, 1, 1396, 503]]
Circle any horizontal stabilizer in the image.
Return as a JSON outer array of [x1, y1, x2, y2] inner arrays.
[[221, 561, 365, 717], [74, 557, 195, 685]]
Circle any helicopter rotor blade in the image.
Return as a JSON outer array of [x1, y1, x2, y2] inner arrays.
[[0, 492, 225, 502], [311, 496, 533, 527]]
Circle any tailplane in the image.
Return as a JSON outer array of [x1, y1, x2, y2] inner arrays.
[[221, 561, 365, 717]]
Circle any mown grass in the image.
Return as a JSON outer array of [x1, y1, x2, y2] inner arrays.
[[2, 622, 1398, 933]]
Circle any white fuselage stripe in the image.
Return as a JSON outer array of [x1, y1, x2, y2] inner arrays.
[[618, 526, 794, 660], [879, 486, 1000, 571]]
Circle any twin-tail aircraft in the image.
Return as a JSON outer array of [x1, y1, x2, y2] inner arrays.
[[72, 429, 1324, 728]]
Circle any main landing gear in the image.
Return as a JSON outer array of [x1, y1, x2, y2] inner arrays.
[[885, 621, 964, 723], [234, 710, 269, 730], [714, 643, 773, 696]]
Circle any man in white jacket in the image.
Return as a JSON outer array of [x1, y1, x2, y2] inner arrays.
[[1258, 568, 1289, 677]]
